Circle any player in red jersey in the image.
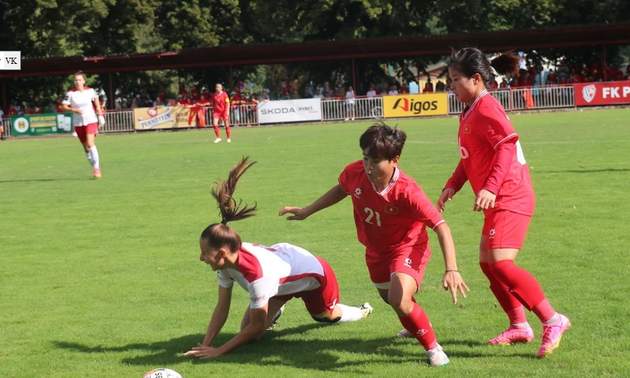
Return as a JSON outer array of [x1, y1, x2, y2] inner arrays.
[[61, 71, 105, 178], [442, 48, 570, 358], [182, 158, 373, 359], [211, 83, 231, 143], [280, 124, 469, 367]]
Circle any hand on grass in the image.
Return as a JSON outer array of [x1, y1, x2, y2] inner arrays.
[[279, 206, 310, 220], [473, 189, 496, 212], [182, 344, 222, 359], [437, 188, 456, 212], [442, 271, 470, 304]]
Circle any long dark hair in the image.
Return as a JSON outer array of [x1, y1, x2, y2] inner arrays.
[[200, 157, 258, 252], [448, 48, 521, 86]]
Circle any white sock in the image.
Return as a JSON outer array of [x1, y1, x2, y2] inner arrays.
[[89, 146, 99, 169], [337, 304, 363, 323], [543, 313, 558, 325], [85, 152, 93, 166]]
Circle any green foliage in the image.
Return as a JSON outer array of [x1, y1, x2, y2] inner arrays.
[[1, 109, 630, 377]]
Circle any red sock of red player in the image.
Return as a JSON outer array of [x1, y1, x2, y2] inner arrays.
[[213, 125, 221, 138], [490, 260, 555, 322], [226, 124, 231, 139], [398, 304, 437, 351], [480, 262, 528, 326]]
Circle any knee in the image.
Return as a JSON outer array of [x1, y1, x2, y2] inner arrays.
[[387, 294, 414, 316], [479, 261, 492, 277], [489, 260, 513, 279]]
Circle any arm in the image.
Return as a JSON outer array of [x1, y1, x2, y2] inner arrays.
[[93, 97, 105, 126], [279, 184, 348, 221], [437, 160, 468, 212], [61, 103, 82, 114], [434, 223, 469, 304], [184, 302, 268, 359], [201, 285, 233, 346], [474, 141, 515, 212]]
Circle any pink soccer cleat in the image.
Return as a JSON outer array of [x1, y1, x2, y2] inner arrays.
[[93, 167, 102, 178], [538, 313, 571, 358], [488, 326, 534, 345]]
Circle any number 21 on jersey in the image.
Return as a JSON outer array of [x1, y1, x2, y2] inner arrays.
[[364, 207, 382, 227]]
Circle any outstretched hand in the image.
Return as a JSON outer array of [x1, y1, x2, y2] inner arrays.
[[279, 206, 310, 221], [442, 271, 470, 304], [182, 344, 222, 359]]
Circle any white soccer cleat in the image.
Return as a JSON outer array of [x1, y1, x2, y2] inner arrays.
[[397, 328, 413, 338], [214, 138, 222, 143], [227, 138, 231, 143], [426, 343, 450, 367], [359, 302, 373, 318]]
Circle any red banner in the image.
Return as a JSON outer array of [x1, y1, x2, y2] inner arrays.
[[574, 81, 630, 107]]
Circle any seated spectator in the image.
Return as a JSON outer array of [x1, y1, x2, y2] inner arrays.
[[366, 85, 377, 97], [499, 79, 509, 89], [487, 78, 498, 91], [302, 88, 313, 99], [377, 78, 388, 94], [422, 82, 433, 93], [178, 84, 188, 98], [158, 87, 167, 101], [176, 95, 185, 106], [435, 80, 445, 92], [260, 89, 270, 101], [388, 85, 398, 95], [579, 64, 590, 79], [334, 85, 345, 98], [590, 64, 601, 80], [546, 70, 558, 85], [400, 84, 410, 94]]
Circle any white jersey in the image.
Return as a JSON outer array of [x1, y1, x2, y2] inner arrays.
[[62, 87, 98, 126], [217, 242, 325, 309]]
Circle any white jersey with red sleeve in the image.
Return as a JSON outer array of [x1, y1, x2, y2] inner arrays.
[[217, 242, 325, 309], [455, 90, 535, 215], [338, 161, 445, 255], [62, 87, 98, 126]]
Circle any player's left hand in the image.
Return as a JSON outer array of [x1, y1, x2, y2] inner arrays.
[[442, 271, 469, 304], [182, 344, 222, 359], [474, 189, 496, 212], [98, 115, 105, 127]]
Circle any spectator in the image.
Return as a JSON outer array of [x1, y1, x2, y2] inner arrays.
[[176, 95, 185, 106], [158, 87, 167, 101], [557, 61, 570, 82], [400, 83, 410, 94], [230, 91, 243, 124], [313, 88, 324, 98], [190, 85, 200, 101], [345, 86, 356, 122], [377, 78, 388, 94], [260, 89, 270, 101], [546, 70, 558, 85], [334, 85, 345, 98], [178, 84, 188, 98], [499, 79, 509, 89], [422, 82, 434, 93], [435, 80, 446, 92], [0, 105, 4, 140], [302, 88, 313, 99], [366, 85, 377, 97], [388, 85, 398, 95]]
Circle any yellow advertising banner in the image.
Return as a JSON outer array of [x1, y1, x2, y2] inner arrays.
[[133, 106, 198, 130], [382, 93, 448, 118]]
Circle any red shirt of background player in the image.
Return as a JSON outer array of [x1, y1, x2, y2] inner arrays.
[[56, 101, 65, 113], [158, 88, 166, 100], [338, 161, 445, 255], [212, 91, 230, 115], [446, 90, 535, 216]]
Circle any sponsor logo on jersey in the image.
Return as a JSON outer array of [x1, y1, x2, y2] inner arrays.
[[489, 229, 496, 238], [251, 295, 266, 303], [384, 204, 398, 215], [416, 329, 428, 336], [463, 124, 471, 134], [582, 85, 596, 103], [354, 188, 362, 198], [404, 258, 412, 268]]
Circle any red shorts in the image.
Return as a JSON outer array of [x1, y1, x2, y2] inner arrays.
[[213, 110, 229, 122], [273, 257, 340, 316], [75, 123, 98, 144], [365, 246, 431, 291], [482, 210, 531, 249]]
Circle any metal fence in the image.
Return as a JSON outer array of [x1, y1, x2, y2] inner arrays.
[[2, 118, 12, 137], [321, 96, 383, 121], [447, 86, 575, 114], [103, 110, 135, 133]]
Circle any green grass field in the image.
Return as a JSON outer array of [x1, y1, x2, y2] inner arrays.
[[1, 108, 629, 378]]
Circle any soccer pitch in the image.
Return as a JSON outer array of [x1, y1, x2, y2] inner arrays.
[[1, 108, 629, 378]]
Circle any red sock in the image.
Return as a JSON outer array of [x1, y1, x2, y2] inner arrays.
[[398, 304, 437, 351], [480, 262, 527, 325], [213, 125, 220, 138], [490, 260, 554, 322], [225, 124, 231, 139], [532, 299, 556, 323]]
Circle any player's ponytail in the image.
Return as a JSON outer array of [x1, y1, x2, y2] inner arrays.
[[448, 47, 521, 86], [200, 157, 258, 252]]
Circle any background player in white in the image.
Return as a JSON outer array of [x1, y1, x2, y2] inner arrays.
[[184, 157, 373, 359], [61, 71, 105, 178]]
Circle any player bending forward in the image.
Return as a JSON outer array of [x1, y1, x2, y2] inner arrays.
[[441, 48, 570, 357], [184, 157, 372, 359], [280, 124, 469, 367]]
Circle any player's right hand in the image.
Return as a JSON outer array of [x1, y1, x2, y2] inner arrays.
[[279, 206, 309, 221], [437, 188, 456, 212]]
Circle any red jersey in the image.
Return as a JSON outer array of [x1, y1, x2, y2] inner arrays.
[[212, 91, 230, 112], [446, 90, 535, 216], [338, 161, 445, 255], [56, 102, 65, 113], [191, 88, 200, 100]]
